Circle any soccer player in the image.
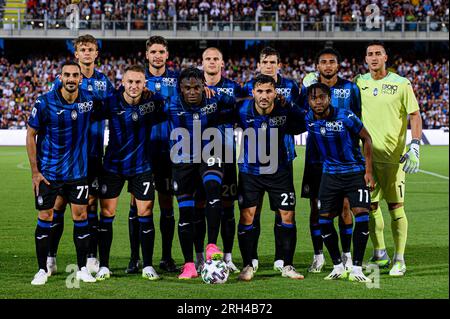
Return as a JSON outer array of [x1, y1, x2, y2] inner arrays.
[[355, 41, 422, 276], [46, 34, 115, 276], [126, 36, 179, 274], [300, 48, 362, 273], [168, 67, 236, 279], [236, 74, 306, 281], [94, 65, 165, 281], [305, 82, 374, 283], [26, 62, 98, 285], [200, 47, 245, 273], [243, 47, 300, 272]]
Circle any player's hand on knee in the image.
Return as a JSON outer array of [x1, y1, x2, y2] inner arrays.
[[400, 139, 420, 174], [364, 172, 375, 191], [32, 172, 50, 196]]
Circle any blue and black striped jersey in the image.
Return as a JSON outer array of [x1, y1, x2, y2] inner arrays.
[[146, 68, 179, 155], [166, 93, 236, 164], [236, 100, 306, 175], [243, 75, 300, 163], [305, 106, 365, 175], [51, 69, 115, 158], [94, 92, 166, 177], [28, 89, 98, 182], [300, 77, 361, 165]]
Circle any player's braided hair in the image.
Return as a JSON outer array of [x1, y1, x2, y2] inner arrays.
[[178, 67, 205, 90], [307, 82, 331, 99]]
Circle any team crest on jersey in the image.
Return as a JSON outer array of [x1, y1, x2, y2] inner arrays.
[[101, 184, 107, 194], [276, 87, 292, 97], [261, 122, 268, 130], [162, 77, 177, 87], [238, 195, 243, 205], [217, 87, 234, 96], [373, 88, 378, 96], [173, 181, 178, 192], [320, 127, 326, 136], [155, 82, 161, 91], [31, 107, 37, 118], [139, 101, 156, 115], [71, 110, 78, 120], [37, 196, 44, 206], [132, 112, 139, 121], [303, 184, 310, 195], [193, 113, 200, 120], [382, 84, 398, 95], [333, 88, 350, 99], [269, 116, 287, 127], [317, 200, 321, 210], [87, 85, 93, 91]]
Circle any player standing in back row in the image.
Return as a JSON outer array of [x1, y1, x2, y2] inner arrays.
[[355, 41, 422, 276]]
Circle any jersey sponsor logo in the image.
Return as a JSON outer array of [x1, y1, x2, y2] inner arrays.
[[77, 100, 94, 113], [326, 120, 344, 132], [71, 109, 78, 120], [31, 107, 38, 118], [373, 88, 379, 96], [269, 115, 287, 127], [94, 80, 107, 91], [381, 84, 398, 95], [132, 112, 139, 121], [139, 101, 156, 115], [333, 88, 350, 99], [162, 77, 177, 87], [216, 87, 234, 96], [361, 86, 369, 90], [276, 87, 292, 97], [200, 102, 218, 116]]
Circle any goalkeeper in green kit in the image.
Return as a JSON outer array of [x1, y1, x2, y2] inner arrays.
[[354, 41, 422, 276]]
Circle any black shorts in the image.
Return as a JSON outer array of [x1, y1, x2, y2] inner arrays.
[[301, 162, 323, 199], [318, 171, 371, 215], [88, 156, 103, 196], [152, 152, 173, 195], [238, 165, 296, 212], [172, 161, 224, 196], [35, 178, 89, 210], [222, 163, 238, 201], [99, 170, 155, 201]]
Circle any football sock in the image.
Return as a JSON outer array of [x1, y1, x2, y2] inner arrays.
[[221, 206, 236, 254], [369, 205, 386, 250], [274, 213, 283, 261], [48, 209, 64, 257], [309, 223, 323, 255], [128, 204, 140, 261], [353, 213, 370, 267], [319, 216, 341, 265], [73, 219, 90, 269], [35, 218, 51, 271], [237, 223, 254, 268], [98, 215, 115, 268], [139, 216, 155, 268], [87, 206, 98, 258], [280, 222, 297, 267], [193, 207, 206, 254], [251, 212, 261, 260], [203, 173, 223, 245], [389, 207, 408, 257], [339, 219, 353, 254], [160, 207, 175, 261], [177, 195, 195, 263]]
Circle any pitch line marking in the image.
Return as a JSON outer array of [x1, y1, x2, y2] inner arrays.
[[419, 170, 449, 180], [17, 162, 28, 170]]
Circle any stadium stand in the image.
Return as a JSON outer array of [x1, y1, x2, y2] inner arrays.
[[0, 54, 448, 129]]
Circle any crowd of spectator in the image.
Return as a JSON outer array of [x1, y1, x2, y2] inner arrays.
[[0, 53, 447, 129], [15, 0, 449, 31]]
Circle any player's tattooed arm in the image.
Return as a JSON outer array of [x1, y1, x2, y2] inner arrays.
[[359, 127, 375, 191], [26, 126, 50, 196]]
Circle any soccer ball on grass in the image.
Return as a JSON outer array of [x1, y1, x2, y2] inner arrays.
[[201, 260, 229, 284]]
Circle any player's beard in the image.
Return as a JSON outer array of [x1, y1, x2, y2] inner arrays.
[[64, 83, 78, 93], [320, 71, 337, 80]]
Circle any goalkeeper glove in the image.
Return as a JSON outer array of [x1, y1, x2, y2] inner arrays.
[[302, 72, 319, 88], [400, 139, 420, 174]]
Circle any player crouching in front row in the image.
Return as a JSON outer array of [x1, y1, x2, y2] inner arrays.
[[305, 83, 375, 283]]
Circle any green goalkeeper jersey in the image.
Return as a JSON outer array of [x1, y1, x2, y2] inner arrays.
[[355, 72, 419, 164]]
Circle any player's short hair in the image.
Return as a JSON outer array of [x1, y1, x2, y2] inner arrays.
[[202, 47, 223, 59], [146, 36, 169, 51], [366, 40, 387, 55], [124, 64, 146, 75], [307, 82, 331, 99], [316, 47, 341, 64], [74, 34, 98, 50], [178, 67, 204, 89], [259, 47, 280, 63], [61, 61, 81, 73], [253, 74, 276, 89]]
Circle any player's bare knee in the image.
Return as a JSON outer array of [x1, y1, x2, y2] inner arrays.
[[280, 210, 295, 224], [38, 209, 53, 221], [240, 207, 255, 224], [370, 202, 379, 211]]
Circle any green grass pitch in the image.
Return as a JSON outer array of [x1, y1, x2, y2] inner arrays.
[[0, 146, 448, 299]]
